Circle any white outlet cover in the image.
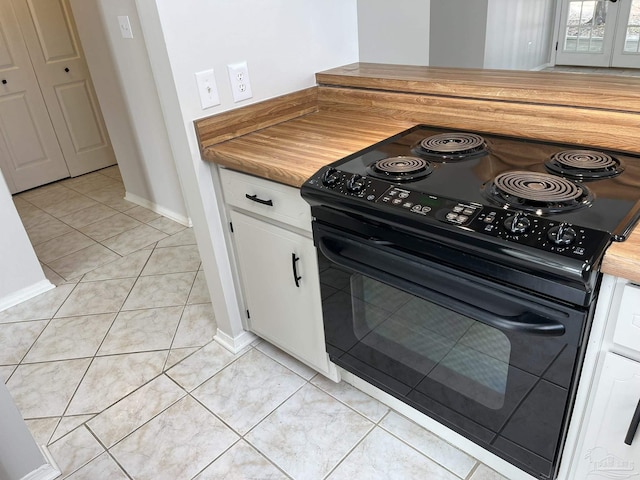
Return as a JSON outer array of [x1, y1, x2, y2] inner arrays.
[[227, 62, 253, 102]]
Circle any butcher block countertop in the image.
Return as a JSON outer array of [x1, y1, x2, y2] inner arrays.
[[197, 63, 640, 284]]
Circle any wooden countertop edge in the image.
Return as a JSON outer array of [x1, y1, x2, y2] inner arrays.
[[602, 236, 640, 284], [195, 87, 319, 149], [316, 63, 640, 114]]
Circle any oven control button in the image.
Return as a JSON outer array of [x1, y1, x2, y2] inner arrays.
[[392, 198, 403, 205], [457, 215, 468, 223], [547, 223, 577, 245], [322, 167, 339, 187], [411, 205, 422, 212], [421, 206, 432, 213], [403, 202, 414, 208], [504, 212, 530, 234], [366, 194, 376, 201], [347, 174, 366, 193], [446, 212, 458, 221], [453, 206, 464, 213], [463, 208, 475, 215], [398, 192, 410, 199]]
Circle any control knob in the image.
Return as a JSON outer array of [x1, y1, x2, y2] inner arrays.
[[547, 223, 576, 245], [504, 211, 530, 234], [347, 174, 366, 193], [322, 167, 339, 187]]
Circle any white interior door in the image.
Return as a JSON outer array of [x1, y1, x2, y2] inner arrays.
[[556, 0, 619, 66], [611, 0, 640, 67], [556, 0, 640, 67], [0, 0, 69, 193], [11, 0, 116, 177]]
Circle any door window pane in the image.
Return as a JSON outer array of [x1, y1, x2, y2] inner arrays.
[[624, 0, 640, 52], [564, 1, 607, 53]]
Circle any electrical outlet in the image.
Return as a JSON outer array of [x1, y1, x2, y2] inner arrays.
[[117, 16, 134, 39], [227, 62, 253, 102], [195, 69, 220, 109]]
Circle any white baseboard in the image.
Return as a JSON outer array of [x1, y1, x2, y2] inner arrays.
[[214, 328, 257, 354], [0, 279, 54, 313], [20, 445, 61, 480], [531, 62, 553, 71], [124, 192, 192, 227]]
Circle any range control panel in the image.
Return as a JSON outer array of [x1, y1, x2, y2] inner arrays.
[[308, 168, 611, 260]]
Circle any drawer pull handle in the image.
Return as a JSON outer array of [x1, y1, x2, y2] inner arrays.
[[624, 398, 640, 445], [245, 193, 273, 206], [291, 253, 302, 287]]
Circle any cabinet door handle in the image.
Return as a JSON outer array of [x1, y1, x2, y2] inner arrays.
[[291, 253, 302, 287], [245, 193, 273, 206], [624, 398, 640, 445]]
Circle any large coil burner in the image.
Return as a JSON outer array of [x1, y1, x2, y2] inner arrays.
[[484, 170, 593, 213], [545, 149, 624, 180]]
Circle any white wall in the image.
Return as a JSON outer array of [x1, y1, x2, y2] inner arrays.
[[0, 172, 51, 311], [0, 381, 50, 480], [484, 0, 555, 70], [430, 0, 489, 68], [358, 0, 430, 65], [69, 0, 188, 224], [133, 0, 359, 349]]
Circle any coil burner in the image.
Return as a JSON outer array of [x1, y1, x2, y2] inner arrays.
[[367, 156, 433, 182], [545, 149, 624, 180], [484, 170, 593, 213], [414, 132, 488, 161]]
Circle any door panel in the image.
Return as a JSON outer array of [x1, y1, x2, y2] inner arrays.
[[28, 0, 77, 62], [12, 0, 115, 176], [556, 0, 640, 67], [612, 0, 640, 67], [55, 80, 107, 153], [556, 0, 618, 66], [0, 0, 68, 193]]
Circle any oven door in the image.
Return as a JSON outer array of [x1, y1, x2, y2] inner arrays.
[[314, 220, 591, 480]]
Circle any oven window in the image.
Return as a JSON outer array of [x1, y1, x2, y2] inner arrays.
[[351, 274, 510, 410]]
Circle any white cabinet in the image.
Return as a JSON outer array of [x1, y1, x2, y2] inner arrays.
[[566, 279, 640, 479], [571, 352, 640, 478], [220, 168, 338, 380]]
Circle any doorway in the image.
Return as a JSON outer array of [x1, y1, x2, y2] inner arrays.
[[555, 0, 640, 67], [0, 0, 116, 194]]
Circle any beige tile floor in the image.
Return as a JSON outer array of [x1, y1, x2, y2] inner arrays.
[[1, 167, 507, 480]]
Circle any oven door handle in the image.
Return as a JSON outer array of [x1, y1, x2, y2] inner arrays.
[[318, 236, 566, 337]]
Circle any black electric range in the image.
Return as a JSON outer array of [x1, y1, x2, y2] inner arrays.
[[300, 125, 640, 479]]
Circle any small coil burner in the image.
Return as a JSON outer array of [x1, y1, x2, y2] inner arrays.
[[484, 171, 593, 213], [367, 156, 433, 182], [414, 132, 488, 161], [545, 149, 624, 179]]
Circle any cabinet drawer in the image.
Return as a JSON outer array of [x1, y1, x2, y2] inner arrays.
[[220, 168, 312, 232], [613, 283, 640, 354]]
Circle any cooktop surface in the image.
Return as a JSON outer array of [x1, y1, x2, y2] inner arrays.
[[319, 124, 640, 240]]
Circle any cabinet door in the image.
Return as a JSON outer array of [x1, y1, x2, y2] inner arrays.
[[230, 210, 331, 374], [572, 352, 640, 479]]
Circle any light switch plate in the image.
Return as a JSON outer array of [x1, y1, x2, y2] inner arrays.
[[195, 69, 220, 109], [117, 16, 134, 39]]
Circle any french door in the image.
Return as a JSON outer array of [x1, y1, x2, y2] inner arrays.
[[556, 0, 640, 68]]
